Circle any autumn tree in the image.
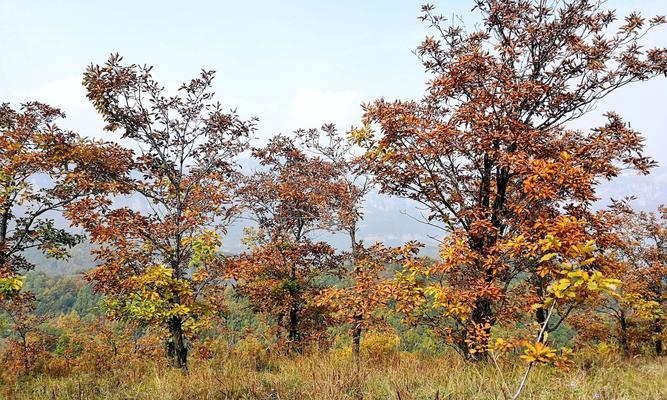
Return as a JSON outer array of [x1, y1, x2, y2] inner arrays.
[[0, 102, 130, 302], [618, 205, 666, 355], [74, 54, 255, 370], [297, 125, 378, 359], [232, 135, 344, 353], [315, 243, 397, 362], [354, 1, 666, 359], [297, 125, 372, 254], [490, 215, 622, 399], [0, 294, 52, 376], [570, 203, 666, 356]]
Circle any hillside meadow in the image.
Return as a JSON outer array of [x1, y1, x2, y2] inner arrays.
[[2, 0, 667, 399], [4, 346, 667, 400]]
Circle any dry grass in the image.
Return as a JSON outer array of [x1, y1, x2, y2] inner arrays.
[[2, 351, 666, 400]]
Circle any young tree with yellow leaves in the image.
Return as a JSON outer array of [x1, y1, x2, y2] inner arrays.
[[479, 215, 622, 399]]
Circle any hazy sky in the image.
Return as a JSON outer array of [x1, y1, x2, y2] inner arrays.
[[2, 0, 666, 251]]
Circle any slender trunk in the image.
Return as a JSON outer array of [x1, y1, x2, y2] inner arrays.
[[351, 319, 362, 362], [655, 317, 663, 356], [284, 223, 303, 355], [509, 301, 556, 400], [0, 209, 9, 266], [619, 311, 630, 357], [287, 302, 300, 354], [458, 329, 470, 359], [0, 212, 8, 244], [534, 277, 548, 343], [20, 331, 30, 373], [167, 317, 188, 371], [468, 149, 498, 361], [535, 307, 546, 328], [349, 228, 362, 363]]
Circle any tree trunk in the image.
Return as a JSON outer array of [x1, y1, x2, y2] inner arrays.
[[0, 210, 9, 268], [468, 256, 495, 360], [20, 332, 30, 373], [533, 276, 547, 343], [349, 229, 362, 363], [468, 297, 494, 361], [351, 321, 362, 362], [619, 311, 630, 357], [167, 251, 187, 370], [535, 306, 547, 343], [167, 317, 188, 371], [466, 226, 496, 361], [287, 303, 301, 354], [655, 317, 663, 356]]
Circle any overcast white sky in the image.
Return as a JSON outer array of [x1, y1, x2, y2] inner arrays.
[[1, 0, 666, 252]]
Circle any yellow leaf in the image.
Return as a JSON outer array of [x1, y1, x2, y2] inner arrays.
[[539, 253, 557, 263]]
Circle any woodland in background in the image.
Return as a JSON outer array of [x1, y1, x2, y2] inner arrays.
[[1, 1, 666, 399]]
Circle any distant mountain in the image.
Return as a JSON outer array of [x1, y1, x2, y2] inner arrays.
[[23, 241, 96, 276], [18, 160, 666, 276], [596, 170, 667, 211]]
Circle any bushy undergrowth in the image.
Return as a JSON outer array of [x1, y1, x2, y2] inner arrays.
[[2, 348, 666, 400]]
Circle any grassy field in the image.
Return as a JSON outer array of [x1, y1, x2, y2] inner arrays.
[[3, 351, 666, 400]]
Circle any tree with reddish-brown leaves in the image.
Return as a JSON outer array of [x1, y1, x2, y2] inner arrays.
[[0, 294, 50, 376], [232, 240, 340, 353], [297, 125, 372, 251], [315, 243, 398, 362], [354, 1, 666, 359], [297, 125, 384, 360], [571, 203, 666, 356], [626, 206, 667, 356], [72, 54, 255, 370], [0, 102, 130, 303], [231, 135, 345, 353]]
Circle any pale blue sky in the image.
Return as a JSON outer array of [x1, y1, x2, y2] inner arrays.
[[1, 0, 436, 136], [2, 0, 666, 251]]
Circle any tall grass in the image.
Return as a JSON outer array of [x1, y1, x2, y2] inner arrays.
[[3, 351, 666, 400]]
